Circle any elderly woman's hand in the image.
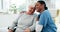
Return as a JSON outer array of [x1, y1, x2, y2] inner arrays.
[[24, 28, 30, 32], [8, 29, 13, 32]]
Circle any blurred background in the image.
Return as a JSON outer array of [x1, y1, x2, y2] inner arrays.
[[0, 0, 60, 32]]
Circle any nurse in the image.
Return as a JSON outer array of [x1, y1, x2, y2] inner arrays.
[[35, 1, 57, 32]]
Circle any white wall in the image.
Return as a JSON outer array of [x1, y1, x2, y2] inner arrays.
[[0, 14, 19, 32]]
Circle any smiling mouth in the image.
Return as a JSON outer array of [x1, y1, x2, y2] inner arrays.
[[36, 8, 38, 10]]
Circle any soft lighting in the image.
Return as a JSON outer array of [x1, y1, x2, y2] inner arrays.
[[56, 0, 60, 9]]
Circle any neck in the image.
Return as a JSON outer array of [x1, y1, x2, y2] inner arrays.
[[40, 8, 45, 13]]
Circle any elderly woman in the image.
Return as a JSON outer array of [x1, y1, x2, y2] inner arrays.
[[8, 5, 37, 32]]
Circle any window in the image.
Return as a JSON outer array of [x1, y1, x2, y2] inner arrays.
[[8, 0, 38, 13], [0, 0, 38, 14], [0, 0, 3, 9], [0, 0, 10, 13]]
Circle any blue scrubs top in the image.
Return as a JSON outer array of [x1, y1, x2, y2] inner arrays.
[[38, 10, 57, 32]]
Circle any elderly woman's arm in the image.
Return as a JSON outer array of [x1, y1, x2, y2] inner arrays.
[[8, 11, 25, 30], [28, 18, 36, 31], [24, 15, 37, 32], [8, 12, 23, 32], [8, 17, 19, 32]]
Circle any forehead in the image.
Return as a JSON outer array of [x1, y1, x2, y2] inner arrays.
[[29, 6, 34, 9], [29, 5, 34, 7], [36, 2, 41, 5]]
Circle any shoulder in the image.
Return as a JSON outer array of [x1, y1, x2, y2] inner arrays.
[[18, 11, 26, 16], [20, 11, 26, 14], [42, 10, 50, 16], [33, 13, 38, 17]]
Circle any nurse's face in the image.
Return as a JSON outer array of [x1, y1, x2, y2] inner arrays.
[[35, 2, 43, 12]]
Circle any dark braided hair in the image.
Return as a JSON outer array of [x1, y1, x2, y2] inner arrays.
[[37, 1, 48, 10]]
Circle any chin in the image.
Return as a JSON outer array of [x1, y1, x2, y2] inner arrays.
[[37, 11, 40, 12], [36, 10, 40, 12]]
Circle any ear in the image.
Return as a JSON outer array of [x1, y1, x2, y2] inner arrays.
[[42, 4, 45, 7]]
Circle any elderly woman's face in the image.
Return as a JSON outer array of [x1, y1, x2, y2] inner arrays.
[[28, 6, 35, 13]]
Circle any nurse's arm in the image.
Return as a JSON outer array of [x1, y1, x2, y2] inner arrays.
[[36, 13, 48, 32], [36, 23, 43, 32]]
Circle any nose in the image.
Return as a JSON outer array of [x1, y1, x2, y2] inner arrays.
[[35, 6, 38, 10]]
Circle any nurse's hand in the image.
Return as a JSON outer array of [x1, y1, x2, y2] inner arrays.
[[8, 29, 13, 32], [24, 28, 30, 32]]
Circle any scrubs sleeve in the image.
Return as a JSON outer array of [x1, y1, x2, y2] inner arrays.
[[38, 13, 48, 27]]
